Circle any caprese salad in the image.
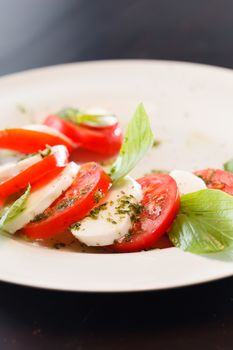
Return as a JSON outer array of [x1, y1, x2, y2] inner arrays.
[[1, 107, 123, 159], [0, 103, 233, 254]]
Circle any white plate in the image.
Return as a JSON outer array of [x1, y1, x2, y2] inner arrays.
[[0, 60, 233, 292]]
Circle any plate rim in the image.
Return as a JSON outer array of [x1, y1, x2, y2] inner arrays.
[[1, 58, 233, 83]]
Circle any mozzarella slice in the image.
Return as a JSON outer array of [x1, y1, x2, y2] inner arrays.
[[3, 162, 79, 234], [71, 176, 143, 246], [22, 124, 76, 148], [0, 158, 39, 182], [0, 145, 67, 182], [170, 170, 206, 196]]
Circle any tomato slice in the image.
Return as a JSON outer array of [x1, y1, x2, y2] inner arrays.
[[44, 115, 123, 157], [23, 162, 112, 239], [0, 146, 68, 200], [111, 174, 180, 252], [195, 168, 233, 195], [0, 128, 74, 153]]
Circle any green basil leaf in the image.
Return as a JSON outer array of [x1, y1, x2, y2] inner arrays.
[[57, 108, 81, 123], [76, 114, 117, 127], [169, 189, 233, 254], [224, 159, 233, 173], [109, 103, 154, 183], [57, 108, 116, 127], [0, 185, 31, 231]]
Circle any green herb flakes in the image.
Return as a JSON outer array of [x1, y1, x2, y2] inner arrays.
[[70, 222, 81, 231], [94, 189, 104, 203], [152, 139, 161, 148], [39, 146, 52, 159], [106, 218, 117, 224], [115, 195, 143, 223], [31, 212, 49, 223], [89, 203, 108, 220], [56, 197, 77, 211]]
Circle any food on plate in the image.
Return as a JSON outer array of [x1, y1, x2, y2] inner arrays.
[[23, 162, 111, 239], [44, 108, 123, 157], [71, 175, 143, 247], [0, 107, 123, 159], [195, 168, 233, 195], [110, 173, 180, 252], [169, 170, 206, 196], [0, 126, 75, 154], [0, 103, 233, 255], [0, 145, 68, 200], [1, 162, 79, 234]]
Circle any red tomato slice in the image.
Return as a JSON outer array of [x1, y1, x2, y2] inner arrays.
[[0, 146, 68, 200], [195, 168, 233, 195], [111, 174, 180, 252], [23, 162, 112, 239], [30, 166, 66, 193], [44, 115, 123, 157], [0, 128, 74, 154]]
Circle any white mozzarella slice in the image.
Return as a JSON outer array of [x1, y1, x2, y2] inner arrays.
[[22, 124, 76, 147], [71, 176, 143, 246], [0, 159, 37, 182], [3, 162, 79, 234], [0, 145, 67, 182], [170, 170, 206, 196]]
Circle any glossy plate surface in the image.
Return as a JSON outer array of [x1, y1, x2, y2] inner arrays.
[[0, 60, 233, 292]]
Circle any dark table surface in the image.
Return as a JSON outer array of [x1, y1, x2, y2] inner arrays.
[[0, 1, 233, 349]]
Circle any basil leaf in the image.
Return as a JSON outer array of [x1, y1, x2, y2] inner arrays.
[[57, 108, 117, 127], [57, 108, 81, 122], [109, 103, 154, 183], [0, 185, 31, 232], [76, 114, 117, 127], [169, 189, 233, 254], [224, 159, 233, 173]]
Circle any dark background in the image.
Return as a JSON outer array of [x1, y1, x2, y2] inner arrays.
[[1, 0, 233, 76], [0, 0, 233, 349]]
